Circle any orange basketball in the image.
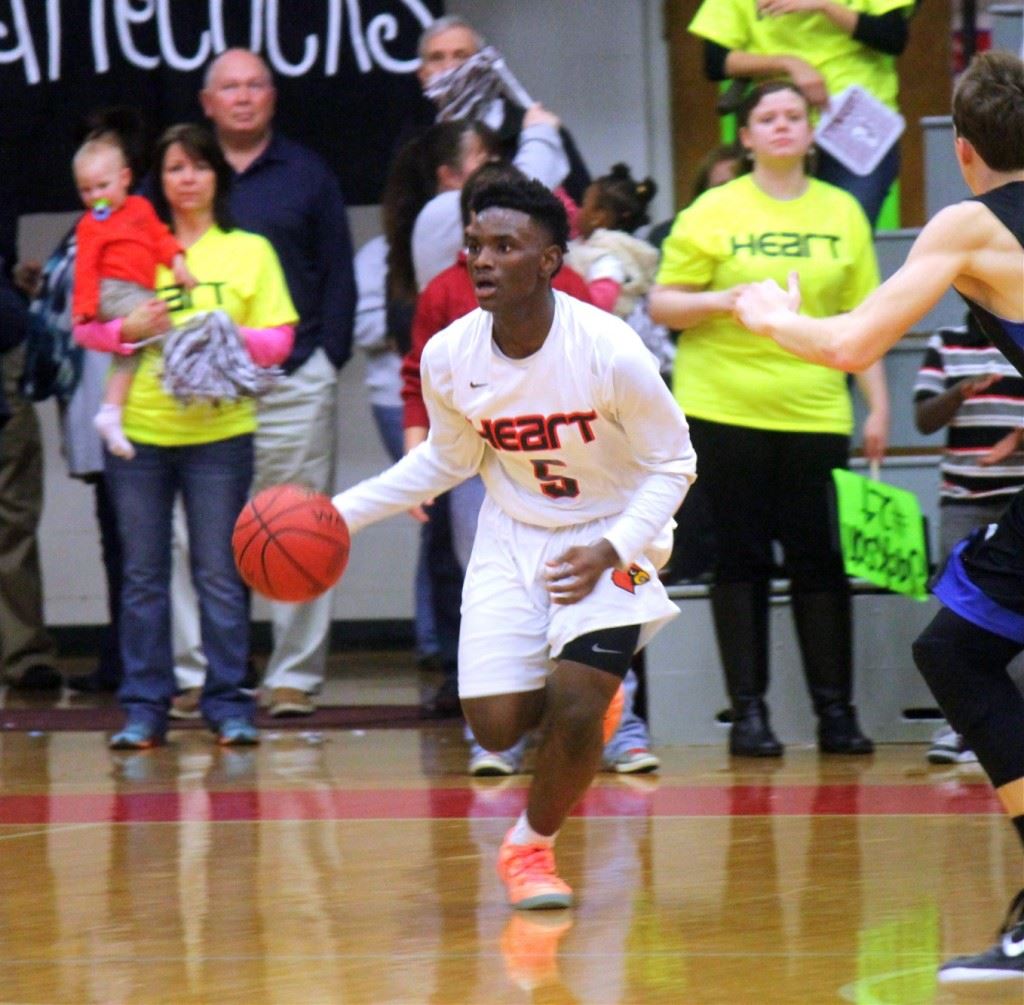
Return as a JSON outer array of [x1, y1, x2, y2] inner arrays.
[[232, 484, 350, 603]]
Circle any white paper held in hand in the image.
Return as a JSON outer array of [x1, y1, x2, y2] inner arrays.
[[814, 86, 905, 177]]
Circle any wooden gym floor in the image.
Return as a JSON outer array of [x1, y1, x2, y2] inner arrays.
[[0, 653, 1021, 1004]]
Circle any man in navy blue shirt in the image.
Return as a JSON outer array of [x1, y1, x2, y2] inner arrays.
[[170, 48, 356, 719]]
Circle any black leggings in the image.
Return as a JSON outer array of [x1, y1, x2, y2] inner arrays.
[[913, 607, 1024, 789], [687, 418, 848, 591]]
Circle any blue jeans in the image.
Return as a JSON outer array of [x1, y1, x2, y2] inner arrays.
[[817, 142, 900, 229], [371, 403, 438, 658], [105, 435, 255, 733]]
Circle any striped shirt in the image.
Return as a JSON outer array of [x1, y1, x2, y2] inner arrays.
[[914, 320, 1024, 501]]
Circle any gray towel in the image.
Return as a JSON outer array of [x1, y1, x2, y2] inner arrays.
[[425, 46, 533, 123], [160, 310, 281, 404]]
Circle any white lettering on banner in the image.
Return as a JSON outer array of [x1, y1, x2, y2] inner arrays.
[[46, 0, 60, 81], [207, 0, 228, 53], [157, 0, 212, 72], [265, 0, 318, 76], [114, 0, 159, 71], [0, 1, 40, 85], [91, 0, 109, 74], [366, 0, 433, 72], [0, 0, 434, 84]]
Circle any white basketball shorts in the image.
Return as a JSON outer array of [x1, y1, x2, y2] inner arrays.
[[457, 497, 679, 699]]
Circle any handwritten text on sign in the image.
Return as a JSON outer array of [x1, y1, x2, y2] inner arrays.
[[832, 469, 930, 600]]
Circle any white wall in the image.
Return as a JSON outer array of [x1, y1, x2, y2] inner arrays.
[[24, 2, 673, 626], [458, 0, 675, 224]]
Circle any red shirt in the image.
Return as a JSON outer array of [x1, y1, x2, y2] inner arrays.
[[401, 253, 593, 429], [73, 194, 183, 319]]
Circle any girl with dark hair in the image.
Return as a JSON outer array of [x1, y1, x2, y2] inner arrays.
[[567, 163, 674, 376]]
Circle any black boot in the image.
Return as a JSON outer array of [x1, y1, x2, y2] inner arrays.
[[790, 589, 874, 755], [817, 704, 874, 754], [711, 580, 784, 757], [730, 698, 784, 757]]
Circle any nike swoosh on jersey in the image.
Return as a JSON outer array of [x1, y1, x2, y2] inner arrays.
[[591, 643, 621, 654], [470, 381, 488, 388]]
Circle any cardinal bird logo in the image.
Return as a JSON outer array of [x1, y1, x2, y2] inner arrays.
[[611, 564, 650, 594]]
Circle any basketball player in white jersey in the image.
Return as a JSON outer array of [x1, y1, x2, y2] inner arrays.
[[333, 176, 696, 910]]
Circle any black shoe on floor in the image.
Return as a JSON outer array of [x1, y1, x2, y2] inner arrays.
[[8, 665, 64, 691], [939, 889, 1024, 983], [729, 702, 784, 757], [68, 669, 121, 694], [817, 707, 874, 755]]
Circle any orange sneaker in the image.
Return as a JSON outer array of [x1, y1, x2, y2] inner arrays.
[[602, 682, 625, 745], [500, 912, 574, 990], [497, 829, 573, 910]]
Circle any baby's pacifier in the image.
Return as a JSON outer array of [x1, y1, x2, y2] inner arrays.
[[91, 199, 111, 221]]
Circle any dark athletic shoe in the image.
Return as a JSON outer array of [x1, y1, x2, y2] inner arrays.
[[939, 889, 1024, 983]]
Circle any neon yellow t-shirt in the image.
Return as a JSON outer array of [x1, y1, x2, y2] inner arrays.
[[123, 226, 297, 446], [689, 0, 913, 109], [656, 174, 878, 434]]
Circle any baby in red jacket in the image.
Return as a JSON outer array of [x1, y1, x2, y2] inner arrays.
[[72, 138, 195, 458]]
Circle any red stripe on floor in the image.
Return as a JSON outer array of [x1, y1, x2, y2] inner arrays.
[[0, 782, 1002, 825]]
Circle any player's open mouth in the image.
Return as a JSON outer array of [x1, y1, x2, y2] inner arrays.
[[474, 279, 497, 296]]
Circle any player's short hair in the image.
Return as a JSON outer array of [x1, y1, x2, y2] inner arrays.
[[953, 51, 1024, 172], [459, 161, 528, 226], [470, 177, 569, 252], [418, 15, 485, 59]]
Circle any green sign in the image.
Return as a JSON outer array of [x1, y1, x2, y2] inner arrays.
[[832, 469, 930, 600]]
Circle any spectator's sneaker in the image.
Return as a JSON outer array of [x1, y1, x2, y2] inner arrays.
[[939, 889, 1024, 983], [267, 687, 315, 718], [500, 912, 574, 991], [217, 718, 260, 746], [497, 830, 573, 910], [469, 750, 519, 776], [169, 687, 202, 720], [927, 724, 978, 764], [609, 748, 661, 774], [109, 722, 162, 750], [602, 683, 625, 745]]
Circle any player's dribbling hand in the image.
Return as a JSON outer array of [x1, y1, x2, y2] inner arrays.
[[734, 272, 802, 336], [544, 540, 620, 606]]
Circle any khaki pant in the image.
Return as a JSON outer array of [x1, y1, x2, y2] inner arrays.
[[0, 344, 58, 680]]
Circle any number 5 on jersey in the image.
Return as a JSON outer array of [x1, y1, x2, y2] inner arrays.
[[530, 459, 580, 499]]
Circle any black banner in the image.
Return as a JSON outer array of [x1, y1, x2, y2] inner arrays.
[[0, 0, 443, 222]]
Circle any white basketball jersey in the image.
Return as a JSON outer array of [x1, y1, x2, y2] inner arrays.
[[334, 292, 696, 567]]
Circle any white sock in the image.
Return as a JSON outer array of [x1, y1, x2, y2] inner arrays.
[[94, 404, 135, 459], [508, 811, 557, 847]]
